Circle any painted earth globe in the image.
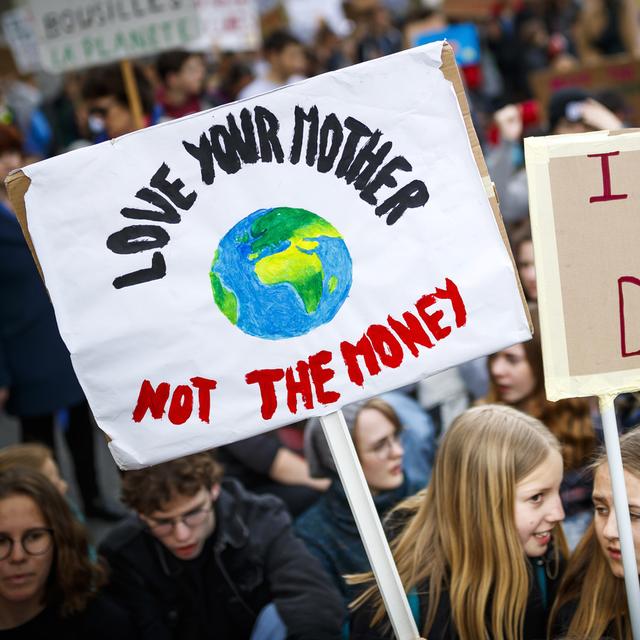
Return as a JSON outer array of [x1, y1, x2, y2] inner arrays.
[[210, 207, 352, 339]]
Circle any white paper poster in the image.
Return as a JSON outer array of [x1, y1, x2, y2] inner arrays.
[[18, 42, 530, 468]]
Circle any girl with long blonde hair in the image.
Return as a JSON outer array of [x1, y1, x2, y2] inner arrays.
[[550, 427, 640, 639], [485, 305, 596, 549], [350, 404, 567, 640]]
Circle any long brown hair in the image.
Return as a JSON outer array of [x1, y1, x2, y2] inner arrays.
[[0, 467, 105, 616], [350, 404, 567, 640], [486, 305, 595, 471], [549, 428, 640, 640]]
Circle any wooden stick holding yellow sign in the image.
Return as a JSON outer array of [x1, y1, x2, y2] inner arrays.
[[525, 130, 640, 637]]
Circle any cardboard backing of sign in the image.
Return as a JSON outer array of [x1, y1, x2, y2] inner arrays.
[[530, 54, 640, 128], [526, 129, 640, 400], [7, 43, 525, 317]]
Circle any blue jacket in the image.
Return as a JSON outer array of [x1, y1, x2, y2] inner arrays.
[[295, 475, 420, 608]]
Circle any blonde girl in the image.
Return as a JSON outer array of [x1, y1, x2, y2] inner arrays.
[[350, 404, 567, 640]]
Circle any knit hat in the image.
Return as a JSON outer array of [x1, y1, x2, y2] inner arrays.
[[304, 401, 367, 479]]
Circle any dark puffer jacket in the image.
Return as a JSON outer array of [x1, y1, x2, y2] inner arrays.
[[99, 479, 343, 640]]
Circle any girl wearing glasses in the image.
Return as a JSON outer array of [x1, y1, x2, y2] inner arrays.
[[295, 398, 425, 615], [550, 427, 640, 639], [350, 404, 567, 640], [0, 467, 134, 637]]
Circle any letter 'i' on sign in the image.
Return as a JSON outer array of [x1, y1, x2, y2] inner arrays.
[[588, 152, 628, 203]]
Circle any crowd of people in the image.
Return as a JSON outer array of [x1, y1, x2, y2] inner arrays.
[[1, 0, 640, 638]]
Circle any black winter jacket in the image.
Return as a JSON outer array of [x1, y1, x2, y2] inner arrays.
[[99, 479, 343, 640]]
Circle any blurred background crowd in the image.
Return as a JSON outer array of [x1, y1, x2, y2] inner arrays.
[[1, 0, 640, 603]]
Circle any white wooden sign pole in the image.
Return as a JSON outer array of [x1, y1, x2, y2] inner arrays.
[[320, 410, 420, 640], [599, 395, 640, 639]]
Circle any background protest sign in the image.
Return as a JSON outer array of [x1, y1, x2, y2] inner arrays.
[[8, 42, 530, 470], [442, 0, 495, 19], [26, 0, 200, 73], [525, 130, 640, 635], [529, 54, 640, 128], [1, 7, 42, 74], [525, 130, 640, 399], [411, 22, 481, 68], [190, 0, 261, 52]]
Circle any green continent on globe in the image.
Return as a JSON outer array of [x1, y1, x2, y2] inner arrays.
[[250, 208, 341, 314], [210, 249, 238, 324]]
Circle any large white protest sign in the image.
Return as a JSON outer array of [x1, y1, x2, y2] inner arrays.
[[9, 42, 530, 469], [26, 0, 200, 73]]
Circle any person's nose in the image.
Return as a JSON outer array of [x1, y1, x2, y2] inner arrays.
[[173, 520, 192, 542], [9, 540, 27, 563], [546, 493, 565, 524], [490, 357, 507, 379], [603, 510, 619, 541], [390, 438, 404, 460]]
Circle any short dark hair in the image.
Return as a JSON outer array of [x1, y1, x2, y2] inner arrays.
[[121, 451, 223, 515], [81, 63, 154, 114], [263, 29, 301, 55], [156, 49, 200, 83]]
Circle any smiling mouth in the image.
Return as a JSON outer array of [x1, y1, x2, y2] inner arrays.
[[534, 530, 552, 540]]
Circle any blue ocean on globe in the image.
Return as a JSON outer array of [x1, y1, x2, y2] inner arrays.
[[210, 207, 352, 340]]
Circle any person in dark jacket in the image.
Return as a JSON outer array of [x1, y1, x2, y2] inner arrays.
[[0, 467, 134, 639], [0, 123, 120, 522], [350, 405, 567, 640], [295, 398, 424, 611], [99, 451, 344, 640]]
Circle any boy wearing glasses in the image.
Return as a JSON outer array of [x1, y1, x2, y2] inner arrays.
[[99, 451, 344, 639]]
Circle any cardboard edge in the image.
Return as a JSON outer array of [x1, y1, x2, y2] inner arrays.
[[439, 43, 533, 333], [5, 169, 44, 281]]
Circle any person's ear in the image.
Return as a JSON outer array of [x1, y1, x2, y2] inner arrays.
[[210, 483, 221, 502], [138, 512, 152, 527]]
